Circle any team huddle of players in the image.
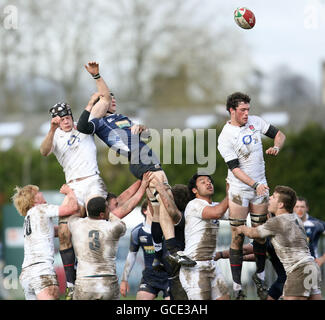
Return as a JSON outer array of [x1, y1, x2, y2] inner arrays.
[[12, 62, 324, 300]]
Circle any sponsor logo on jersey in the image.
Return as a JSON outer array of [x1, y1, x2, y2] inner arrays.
[[242, 135, 252, 145], [67, 134, 81, 146], [143, 245, 155, 254], [139, 236, 148, 243], [115, 120, 130, 129]]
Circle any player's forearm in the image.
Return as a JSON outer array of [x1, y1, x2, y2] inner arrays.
[[232, 168, 256, 188], [117, 180, 142, 204], [114, 182, 147, 218], [59, 193, 79, 216], [240, 226, 262, 239], [215, 244, 254, 261], [274, 130, 286, 150], [215, 197, 229, 219], [95, 77, 111, 101], [121, 251, 137, 281], [40, 129, 56, 156]]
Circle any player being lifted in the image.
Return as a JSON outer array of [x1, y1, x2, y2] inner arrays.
[[77, 61, 195, 269], [40, 93, 108, 298], [217, 92, 286, 299]]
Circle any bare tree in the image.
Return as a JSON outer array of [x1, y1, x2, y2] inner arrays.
[[97, 0, 251, 111]]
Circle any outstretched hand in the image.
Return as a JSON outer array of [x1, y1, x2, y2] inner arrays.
[[85, 61, 99, 76]]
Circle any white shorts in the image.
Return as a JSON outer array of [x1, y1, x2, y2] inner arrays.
[[73, 276, 119, 300], [68, 174, 107, 208], [179, 260, 229, 300], [228, 184, 269, 208], [19, 262, 58, 300], [284, 262, 322, 298]]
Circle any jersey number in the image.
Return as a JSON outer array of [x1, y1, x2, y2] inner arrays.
[[24, 216, 32, 236], [88, 230, 100, 251]]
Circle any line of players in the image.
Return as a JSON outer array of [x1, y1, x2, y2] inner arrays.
[[12, 62, 324, 300]]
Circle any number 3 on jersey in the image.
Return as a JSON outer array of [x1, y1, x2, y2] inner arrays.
[[89, 230, 100, 251]]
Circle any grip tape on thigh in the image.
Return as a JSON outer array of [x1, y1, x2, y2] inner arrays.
[[229, 218, 247, 227]]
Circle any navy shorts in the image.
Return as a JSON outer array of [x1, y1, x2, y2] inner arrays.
[[129, 162, 162, 180], [138, 276, 170, 298]]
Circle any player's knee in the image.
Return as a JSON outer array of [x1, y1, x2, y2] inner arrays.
[[230, 219, 246, 244], [58, 224, 72, 247]]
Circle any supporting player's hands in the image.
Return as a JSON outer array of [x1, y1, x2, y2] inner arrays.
[[86, 92, 104, 111], [265, 146, 280, 156], [234, 225, 245, 237], [120, 280, 129, 297], [315, 255, 325, 267], [59, 184, 73, 195], [256, 183, 269, 196], [130, 124, 147, 135], [50, 116, 61, 131], [145, 171, 162, 191], [84, 61, 99, 76], [141, 172, 151, 188]]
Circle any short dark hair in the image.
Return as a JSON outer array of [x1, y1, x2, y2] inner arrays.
[[87, 197, 106, 217], [274, 185, 297, 213], [188, 174, 214, 200], [296, 196, 309, 208], [141, 199, 148, 217], [171, 184, 191, 212], [106, 192, 117, 205], [226, 92, 251, 113]]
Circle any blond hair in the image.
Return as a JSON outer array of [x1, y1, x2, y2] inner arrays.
[[12, 185, 39, 216]]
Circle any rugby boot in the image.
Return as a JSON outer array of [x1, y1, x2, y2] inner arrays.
[[165, 250, 197, 268], [233, 289, 246, 300], [65, 286, 74, 300], [252, 272, 268, 300]]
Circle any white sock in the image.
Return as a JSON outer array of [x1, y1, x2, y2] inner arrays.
[[256, 271, 265, 281], [233, 282, 242, 291]]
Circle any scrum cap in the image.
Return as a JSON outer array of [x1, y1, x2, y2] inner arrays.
[[49, 102, 72, 118]]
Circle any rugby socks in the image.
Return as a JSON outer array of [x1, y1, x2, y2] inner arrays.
[[229, 248, 243, 290], [60, 247, 76, 285], [151, 221, 164, 259], [253, 240, 267, 280], [165, 238, 178, 253]]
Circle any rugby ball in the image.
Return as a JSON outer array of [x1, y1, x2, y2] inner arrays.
[[234, 7, 256, 29]]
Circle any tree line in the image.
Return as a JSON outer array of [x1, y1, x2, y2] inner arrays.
[[0, 122, 324, 225]]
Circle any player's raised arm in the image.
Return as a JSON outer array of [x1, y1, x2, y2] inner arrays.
[[85, 61, 111, 101], [40, 116, 60, 156], [58, 184, 79, 216]]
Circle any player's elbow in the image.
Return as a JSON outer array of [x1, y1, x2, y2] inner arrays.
[[40, 147, 50, 157]]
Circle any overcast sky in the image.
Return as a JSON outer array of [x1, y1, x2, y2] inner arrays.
[[217, 0, 325, 90]]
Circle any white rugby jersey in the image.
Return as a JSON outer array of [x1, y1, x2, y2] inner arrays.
[[68, 216, 126, 278], [52, 126, 99, 183], [22, 204, 59, 268], [257, 213, 314, 274], [183, 198, 228, 261], [218, 115, 270, 191]]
